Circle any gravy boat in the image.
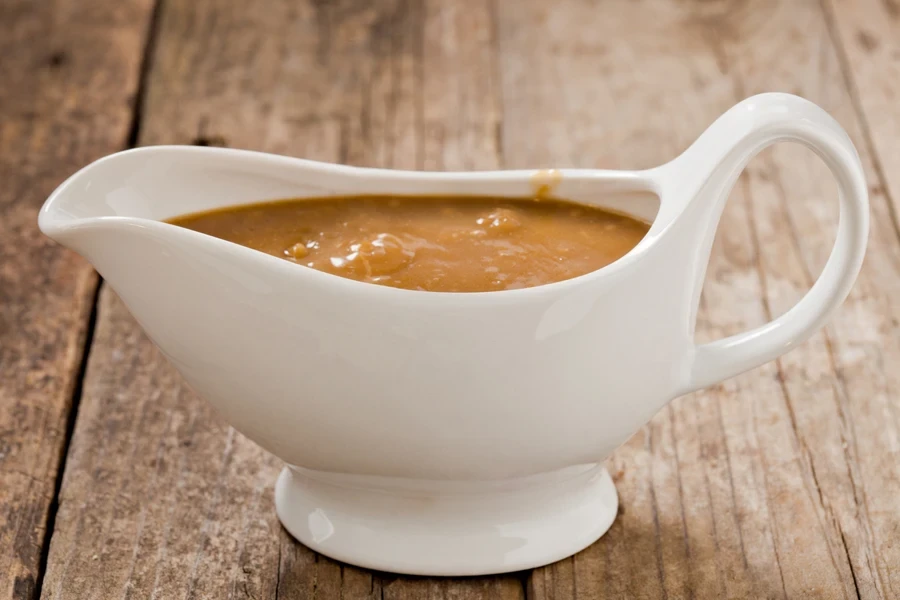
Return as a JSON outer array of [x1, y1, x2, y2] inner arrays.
[[39, 93, 868, 576]]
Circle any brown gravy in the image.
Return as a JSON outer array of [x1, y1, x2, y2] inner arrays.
[[167, 196, 650, 292]]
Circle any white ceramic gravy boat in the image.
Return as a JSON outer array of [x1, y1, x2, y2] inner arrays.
[[39, 93, 868, 576]]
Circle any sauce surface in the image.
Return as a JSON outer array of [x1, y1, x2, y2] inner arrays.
[[167, 196, 650, 292]]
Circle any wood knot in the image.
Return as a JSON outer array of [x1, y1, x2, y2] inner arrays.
[[47, 51, 68, 69], [13, 575, 35, 600], [856, 30, 880, 52]]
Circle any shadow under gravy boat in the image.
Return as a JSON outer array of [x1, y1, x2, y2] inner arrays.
[[39, 93, 868, 576]]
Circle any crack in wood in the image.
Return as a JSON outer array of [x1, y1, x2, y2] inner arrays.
[[127, 0, 166, 149], [33, 278, 100, 600]]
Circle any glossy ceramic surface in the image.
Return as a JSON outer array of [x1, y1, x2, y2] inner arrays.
[[39, 93, 869, 575]]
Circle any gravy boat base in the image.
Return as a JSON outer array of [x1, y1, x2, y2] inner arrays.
[[275, 464, 617, 576]]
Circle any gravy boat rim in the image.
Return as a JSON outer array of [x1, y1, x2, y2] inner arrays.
[[39, 145, 675, 301]]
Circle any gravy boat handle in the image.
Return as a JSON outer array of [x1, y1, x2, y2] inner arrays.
[[658, 93, 869, 394]]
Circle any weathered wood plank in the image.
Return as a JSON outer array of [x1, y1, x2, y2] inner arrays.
[[40, 1, 519, 599], [496, 0, 899, 598], [824, 0, 900, 228], [0, 0, 155, 598], [37, 0, 900, 598], [818, 1, 900, 596]]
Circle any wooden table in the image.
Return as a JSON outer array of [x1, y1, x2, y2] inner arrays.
[[3, 0, 899, 598]]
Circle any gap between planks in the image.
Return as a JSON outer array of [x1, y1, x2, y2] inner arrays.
[[33, 0, 166, 596]]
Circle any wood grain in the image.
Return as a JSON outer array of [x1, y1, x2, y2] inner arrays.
[[0, 1, 155, 598], [29, 0, 900, 598], [39, 1, 519, 598], [824, 0, 900, 229], [496, 0, 899, 598]]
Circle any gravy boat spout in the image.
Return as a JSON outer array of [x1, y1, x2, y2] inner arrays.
[[38, 93, 868, 576]]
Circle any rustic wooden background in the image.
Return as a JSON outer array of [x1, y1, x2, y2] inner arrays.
[[2, 0, 899, 598]]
